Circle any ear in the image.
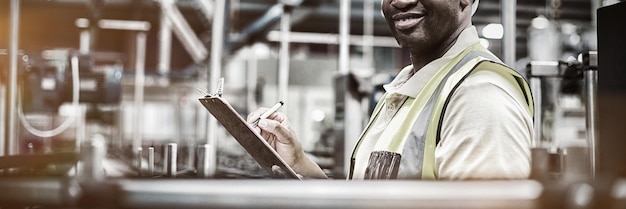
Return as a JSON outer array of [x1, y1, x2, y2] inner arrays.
[[460, 0, 472, 12]]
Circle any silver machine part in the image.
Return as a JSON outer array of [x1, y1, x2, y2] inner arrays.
[[137, 147, 143, 176], [196, 144, 211, 178], [80, 135, 107, 182], [165, 143, 177, 177], [527, 61, 560, 147], [527, 52, 599, 181], [582, 51, 598, 179], [501, 0, 517, 67], [6, 0, 21, 156], [0, 179, 544, 209], [148, 147, 155, 176]]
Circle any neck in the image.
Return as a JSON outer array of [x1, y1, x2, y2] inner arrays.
[[409, 23, 472, 76]]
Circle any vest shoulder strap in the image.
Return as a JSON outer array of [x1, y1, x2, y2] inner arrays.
[[421, 50, 534, 179]]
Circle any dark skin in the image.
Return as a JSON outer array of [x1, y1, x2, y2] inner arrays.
[[381, 0, 474, 74]]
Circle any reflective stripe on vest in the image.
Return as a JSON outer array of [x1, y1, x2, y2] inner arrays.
[[349, 43, 534, 180]]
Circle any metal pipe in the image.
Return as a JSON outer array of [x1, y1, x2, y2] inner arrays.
[[339, 0, 363, 176], [115, 180, 541, 209], [530, 77, 542, 147], [75, 18, 90, 53], [158, 0, 173, 75], [166, 143, 177, 177], [501, 0, 516, 67], [132, 32, 147, 154], [196, 144, 211, 178], [527, 61, 560, 148], [278, 5, 291, 104], [339, 0, 350, 75], [80, 135, 106, 182], [137, 147, 143, 176], [206, 0, 227, 177], [0, 85, 5, 156], [232, 4, 283, 47], [363, 0, 375, 66], [148, 147, 155, 176], [267, 31, 399, 48], [161, 0, 208, 63], [582, 51, 598, 179], [592, 0, 601, 28], [246, 46, 259, 112], [6, 0, 20, 156], [196, 0, 214, 22]]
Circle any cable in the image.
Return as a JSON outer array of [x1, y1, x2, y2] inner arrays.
[[18, 55, 80, 138]]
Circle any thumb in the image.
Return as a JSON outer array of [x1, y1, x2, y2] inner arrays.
[[257, 118, 269, 129]]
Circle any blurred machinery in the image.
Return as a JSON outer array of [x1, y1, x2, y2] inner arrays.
[[0, 0, 626, 209]]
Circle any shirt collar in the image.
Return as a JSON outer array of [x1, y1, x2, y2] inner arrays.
[[383, 26, 481, 97]]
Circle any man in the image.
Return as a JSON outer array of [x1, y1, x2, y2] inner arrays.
[[247, 0, 534, 180]]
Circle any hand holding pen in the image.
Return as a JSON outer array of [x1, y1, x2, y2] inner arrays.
[[251, 101, 284, 127], [246, 101, 328, 179]]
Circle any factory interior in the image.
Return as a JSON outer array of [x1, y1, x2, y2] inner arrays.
[[1, 0, 626, 208]]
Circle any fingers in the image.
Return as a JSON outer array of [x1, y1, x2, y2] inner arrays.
[[271, 165, 287, 178], [271, 165, 303, 179], [247, 107, 287, 123], [246, 107, 269, 123], [257, 118, 295, 145]]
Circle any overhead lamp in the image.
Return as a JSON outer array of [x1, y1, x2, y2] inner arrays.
[[531, 16, 550, 30], [482, 23, 504, 39]]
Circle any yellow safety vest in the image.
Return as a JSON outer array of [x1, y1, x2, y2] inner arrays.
[[349, 43, 534, 180]]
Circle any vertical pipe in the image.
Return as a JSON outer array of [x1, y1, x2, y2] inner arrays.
[[196, 144, 211, 178], [148, 147, 155, 176], [339, 0, 350, 75], [132, 32, 147, 153], [583, 52, 599, 178], [158, 0, 173, 76], [584, 69, 598, 179], [278, 6, 291, 104], [530, 77, 542, 147], [0, 85, 5, 156], [207, 0, 227, 177], [501, 0, 516, 67], [166, 143, 177, 177], [592, 0, 601, 28], [363, 0, 375, 67], [339, 0, 362, 176], [75, 106, 86, 153], [80, 135, 106, 182], [6, 0, 20, 156], [246, 48, 258, 112], [137, 147, 143, 176], [79, 30, 91, 54]]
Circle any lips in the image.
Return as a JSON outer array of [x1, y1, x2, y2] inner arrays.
[[392, 13, 424, 30]]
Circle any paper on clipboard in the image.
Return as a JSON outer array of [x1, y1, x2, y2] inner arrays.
[[198, 96, 301, 179]]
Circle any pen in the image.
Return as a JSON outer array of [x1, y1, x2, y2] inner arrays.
[[252, 101, 284, 127]]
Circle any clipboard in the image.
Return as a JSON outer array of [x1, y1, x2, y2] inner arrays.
[[199, 96, 301, 179]]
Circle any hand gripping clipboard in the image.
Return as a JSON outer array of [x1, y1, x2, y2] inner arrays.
[[199, 96, 301, 179]]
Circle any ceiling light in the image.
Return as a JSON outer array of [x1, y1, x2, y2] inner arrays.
[[482, 23, 503, 39], [531, 16, 550, 30]]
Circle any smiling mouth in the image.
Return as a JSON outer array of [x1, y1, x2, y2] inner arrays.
[[393, 14, 424, 30]]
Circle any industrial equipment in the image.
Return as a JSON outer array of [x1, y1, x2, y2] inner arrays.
[[0, 0, 624, 209]]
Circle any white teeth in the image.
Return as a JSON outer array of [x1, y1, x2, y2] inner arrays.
[[396, 18, 415, 24], [394, 17, 420, 29]]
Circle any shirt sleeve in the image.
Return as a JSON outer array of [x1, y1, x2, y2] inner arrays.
[[435, 69, 533, 180]]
